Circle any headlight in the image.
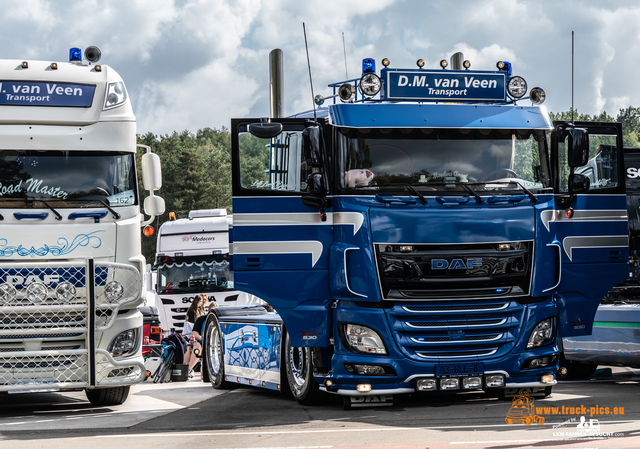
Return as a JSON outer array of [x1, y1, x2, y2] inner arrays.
[[526, 317, 555, 349], [342, 323, 387, 355], [0, 284, 17, 302], [530, 87, 546, 105], [103, 81, 128, 110], [359, 73, 381, 96], [105, 281, 124, 301], [55, 282, 76, 302], [108, 328, 141, 358], [507, 76, 527, 99], [26, 283, 47, 303]]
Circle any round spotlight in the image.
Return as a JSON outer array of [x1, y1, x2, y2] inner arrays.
[[55, 282, 76, 302], [359, 73, 381, 96], [0, 284, 17, 303], [105, 281, 124, 301], [84, 46, 102, 63], [463, 60, 471, 69], [440, 59, 448, 69], [416, 59, 425, 68], [530, 87, 546, 105], [314, 94, 325, 106], [507, 76, 527, 99], [26, 283, 47, 303], [381, 58, 390, 68], [338, 83, 355, 101], [496, 61, 505, 70]]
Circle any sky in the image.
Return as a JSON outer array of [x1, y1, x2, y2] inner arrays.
[[1, 0, 640, 136]]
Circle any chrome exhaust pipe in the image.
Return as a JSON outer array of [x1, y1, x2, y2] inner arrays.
[[269, 49, 284, 118]]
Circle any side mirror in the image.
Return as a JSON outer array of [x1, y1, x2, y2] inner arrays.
[[141, 152, 162, 191], [144, 195, 166, 217], [303, 126, 323, 168], [569, 173, 590, 194], [249, 122, 283, 138], [565, 127, 589, 168], [306, 173, 326, 194]]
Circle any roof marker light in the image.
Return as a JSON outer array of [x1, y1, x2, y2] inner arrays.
[[21, 61, 28, 69], [94, 65, 102, 72], [381, 58, 390, 68], [439, 59, 448, 69], [69, 47, 82, 63], [362, 58, 375, 74], [463, 60, 471, 69], [50, 63, 58, 70], [416, 59, 425, 68]]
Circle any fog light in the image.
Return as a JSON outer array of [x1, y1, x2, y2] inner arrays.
[[354, 364, 387, 375], [325, 380, 333, 387], [55, 281, 76, 302], [416, 378, 437, 391], [105, 281, 124, 301], [399, 246, 413, 252], [439, 378, 459, 390], [357, 384, 372, 392], [541, 374, 555, 384], [522, 355, 557, 370], [26, 283, 47, 303], [463, 377, 482, 389], [485, 374, 505, 387]]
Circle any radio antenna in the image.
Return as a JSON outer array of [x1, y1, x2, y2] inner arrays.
[[342, 32, 349, 80], [572, 30, 574, 125], [303, 23, 317, 123]]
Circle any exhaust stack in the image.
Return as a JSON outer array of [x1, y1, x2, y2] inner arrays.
[[269, 49, 284, 118], [450, 52, 464, 70]]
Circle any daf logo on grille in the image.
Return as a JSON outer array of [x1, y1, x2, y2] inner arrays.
[[432, 258, 482, 269], [3, 275, 60, 285]]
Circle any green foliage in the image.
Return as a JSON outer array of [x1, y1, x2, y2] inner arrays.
[[137, 127, 232, 262]]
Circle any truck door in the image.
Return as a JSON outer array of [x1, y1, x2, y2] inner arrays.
[[230, 118, 333, 347], [550, 121, 629, 336]]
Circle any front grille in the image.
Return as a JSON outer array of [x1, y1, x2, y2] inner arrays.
[[386, 300, 524, 361], [0, 261, 143, 391], [398, 288, 512, 298]]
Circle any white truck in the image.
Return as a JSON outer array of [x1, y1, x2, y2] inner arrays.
[[0, 47, 165, 405], [154, 209, 238, 333]]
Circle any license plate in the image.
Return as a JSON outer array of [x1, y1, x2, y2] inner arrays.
[[435, 362, 483, 377]]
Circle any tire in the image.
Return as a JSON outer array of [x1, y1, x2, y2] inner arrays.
[[85, 386, 130, 406], [283, 330, 325, 405], [204, 314, 231, 389]]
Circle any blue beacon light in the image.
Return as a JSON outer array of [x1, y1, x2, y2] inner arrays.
[[362, 58, 376, 74], [69, 47, 82, 62]]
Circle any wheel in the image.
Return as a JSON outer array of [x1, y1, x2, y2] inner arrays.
[[85, 386, 130, 406], [283, 329, 325, 405], [203, 314, 231, 389], [481, 168, 518, 182], [525, 416, 533, 425]]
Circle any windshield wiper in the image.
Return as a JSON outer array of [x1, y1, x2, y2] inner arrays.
[[459, 183, 484, 204], [403, 184, 428, 205], [484, 181, 539, 203], [97, 199, 121, 219], [38, 199, 63, 221], [354, 183, 427, 204]]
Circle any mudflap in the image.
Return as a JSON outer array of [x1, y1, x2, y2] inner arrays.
[[342, 394, 395, 410]]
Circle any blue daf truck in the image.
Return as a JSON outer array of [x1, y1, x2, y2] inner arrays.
[[201, 51, 629, 407]]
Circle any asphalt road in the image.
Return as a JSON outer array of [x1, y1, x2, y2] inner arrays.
[[1, 367, 639, 449]]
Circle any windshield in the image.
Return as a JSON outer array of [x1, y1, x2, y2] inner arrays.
[[0, 150, 136, 207], [338, 128, 551, 193], [156, 255, 233, 294]]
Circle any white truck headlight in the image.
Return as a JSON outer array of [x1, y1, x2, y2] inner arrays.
[[0, 284, 17, 302], [26, 283, 47, 303], [55, 282, 76, 302], [343, 323, 387, 355], [526, 317, 555, 349], [105, 281, 124, 301], [108, 328, 141, 358]]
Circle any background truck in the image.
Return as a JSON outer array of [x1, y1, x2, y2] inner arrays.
[[561, 147, 640, 377], [0, 47, 164, 405], [154, 209, 239, 333], [202, 50, 629, 407]]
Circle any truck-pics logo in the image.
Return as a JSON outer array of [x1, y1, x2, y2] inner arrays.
[[505, 391, 545, 425]]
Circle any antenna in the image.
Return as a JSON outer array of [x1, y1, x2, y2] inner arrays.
[[303, 23, 317, 123], [572, 31, 574, 125], [342, 32, 349, 80]]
